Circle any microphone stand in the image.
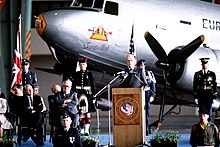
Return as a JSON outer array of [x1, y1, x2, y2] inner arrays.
[[94, 75, 121, 147]]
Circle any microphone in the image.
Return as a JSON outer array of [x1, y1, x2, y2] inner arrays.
[[114, 71, 128, 77]]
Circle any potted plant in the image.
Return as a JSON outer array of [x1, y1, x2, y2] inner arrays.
[[0, 134, 17, 147], [81, 129, 99, 147], [150, 130, 181, 147]]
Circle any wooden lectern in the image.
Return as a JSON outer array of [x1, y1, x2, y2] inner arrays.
[[112, 88, 146, 147]]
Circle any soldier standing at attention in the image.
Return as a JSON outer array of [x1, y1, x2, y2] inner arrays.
[[137, 59, 156, 135], [193, 58, 217, 122], [21, 59, 38, 86], [72, 57, 96, 136]]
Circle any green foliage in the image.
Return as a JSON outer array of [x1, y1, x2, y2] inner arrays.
[[0, 134, 17, 145], [81, 128, 100, 144], [150, 130, 181, 144]]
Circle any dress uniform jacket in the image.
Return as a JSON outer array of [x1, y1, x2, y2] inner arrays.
[[22, 70, 38, 86], [53, 127, 82, 147], [119, 67, 148, 88], [193, 70, 217, 98], [73, 70, 96, 112], [190, 122, 219, 147], [193, 70, 217, 121]]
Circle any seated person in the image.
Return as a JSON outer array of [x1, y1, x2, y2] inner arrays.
[[18, 84, 44, 146], [48, 84, 61, 127], [190, 109, 219, 147], [54, 79, 79, 128], [53, 111, 82, 147], [0, 90, 13, 136]]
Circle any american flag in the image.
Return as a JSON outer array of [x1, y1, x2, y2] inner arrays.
[[129, 24, 136, 58], [11, 15, 22, 88]]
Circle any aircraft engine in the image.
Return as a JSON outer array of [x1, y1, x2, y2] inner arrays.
[[171, 47, 220, 92]]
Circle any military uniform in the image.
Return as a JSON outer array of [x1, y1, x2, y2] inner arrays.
[[72, 57, 96, 135], [193, 58, 217, 121], [190, 109, 219, 147], [21, 59, 38, 85], [137, 59, 156, 135], [53, 113, 82, 147]]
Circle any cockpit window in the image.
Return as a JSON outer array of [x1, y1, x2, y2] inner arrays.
[[71, 0, 104, 9], [104, 1, 118, 15]]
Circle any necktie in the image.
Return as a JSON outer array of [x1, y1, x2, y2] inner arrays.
[[29, 96, 33, 106], [203, 70, 206, 76]]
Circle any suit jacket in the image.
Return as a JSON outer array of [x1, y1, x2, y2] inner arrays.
[[19, 94, 44, 127], [53, 127, 82, 147], [119, 67, 147, 88], [54, 91, 79, 115]]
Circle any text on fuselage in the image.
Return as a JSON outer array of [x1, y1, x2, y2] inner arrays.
[[203, 18, 220, 31]]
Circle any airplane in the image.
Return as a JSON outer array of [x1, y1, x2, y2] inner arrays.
[[35, 0, 220, 128]]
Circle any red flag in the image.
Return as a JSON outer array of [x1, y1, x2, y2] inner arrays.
[[0, 0, 6, 10], [11, 15, 22, 88]]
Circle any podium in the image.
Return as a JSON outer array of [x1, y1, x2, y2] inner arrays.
[[112, 88, 146, 147]]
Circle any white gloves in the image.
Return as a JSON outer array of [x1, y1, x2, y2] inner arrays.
[[150, 96, 154, 103], [194, 99, 198, 104]]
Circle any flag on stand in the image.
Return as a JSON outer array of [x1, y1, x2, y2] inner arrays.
[[11, 15, 22, 89], [129, 24, 136, 58]]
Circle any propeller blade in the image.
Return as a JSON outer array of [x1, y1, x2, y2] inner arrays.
[[144, 32, 167, 60], [172, 35, 205, 62]]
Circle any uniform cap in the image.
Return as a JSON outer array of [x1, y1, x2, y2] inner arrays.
[[79, 57, 88, 63], [199, 109, 209, 115], [22, 59, 31, 65], [137, 59, 145, 67], [199, 58, 209, 64], [60, 111, 71, 119]]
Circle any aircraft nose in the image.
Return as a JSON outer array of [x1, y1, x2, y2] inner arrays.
[[35, 13, 47, 36]]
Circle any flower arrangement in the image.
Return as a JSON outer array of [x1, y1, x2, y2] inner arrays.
[[81, 129, 99, 147], [150, 130, 181, 147], [0, 134, 17, 146]]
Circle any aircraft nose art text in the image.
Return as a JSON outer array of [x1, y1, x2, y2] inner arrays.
[[35, 13, 47, 36]]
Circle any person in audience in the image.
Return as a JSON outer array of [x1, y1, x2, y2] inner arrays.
[[190, 109, 219, 147]]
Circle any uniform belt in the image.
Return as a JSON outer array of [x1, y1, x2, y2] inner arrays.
[[199, 86, 212, 90], [76, 86, 91, 90]]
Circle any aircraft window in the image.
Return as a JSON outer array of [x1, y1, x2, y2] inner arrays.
[[80, 0, 93, 7], [201, 0, 212, 2], [104, 1, 118, 15]]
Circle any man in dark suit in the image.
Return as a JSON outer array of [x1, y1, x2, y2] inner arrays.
[[21, 59, 38, 86], [193, 58, 217, 122], [54, 79, 79, 128], [53, 112, 82, 147], [18, 83, 44, 146], [119, 54, 148, 88]]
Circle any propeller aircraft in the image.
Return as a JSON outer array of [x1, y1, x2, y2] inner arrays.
[[35, 0, 220, 128]]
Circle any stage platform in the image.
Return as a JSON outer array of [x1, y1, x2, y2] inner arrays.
[[18, 134, 192, 147]]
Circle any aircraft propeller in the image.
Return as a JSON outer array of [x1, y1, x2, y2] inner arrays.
[[144, 32, 204, 70], [144, 32, 204, 131]]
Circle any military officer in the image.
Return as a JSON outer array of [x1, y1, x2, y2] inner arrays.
[[53, 112, 82, 147], [21, 59, 38, 86], [193, 58, 217, 122], [72, 57, 96, 136], [190, 109, 219, 147], [137, 59, 156, 135]]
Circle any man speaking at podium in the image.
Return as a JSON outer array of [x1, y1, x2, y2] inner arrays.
[[119, 54, 148, 88]]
